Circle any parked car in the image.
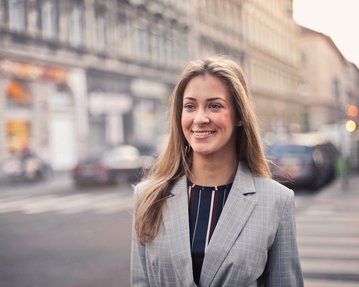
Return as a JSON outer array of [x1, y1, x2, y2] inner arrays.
[[71, 144, 154, 187], [2, 151, 53, 183], [267, 138, 339, 190]]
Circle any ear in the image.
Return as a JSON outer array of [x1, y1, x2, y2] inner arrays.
[[237, 120, 243, 127]]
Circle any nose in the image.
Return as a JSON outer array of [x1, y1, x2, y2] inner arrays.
[[193, 109, 210, 125]]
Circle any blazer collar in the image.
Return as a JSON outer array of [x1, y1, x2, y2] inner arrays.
[[165, 176, 197, 287], [164, 162, 257, 287], [200, 162, 257, 286]]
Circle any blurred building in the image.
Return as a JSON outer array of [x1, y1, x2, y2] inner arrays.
[[0, 0, 189, 170], [241, 0, 304, 136], [190, 0, 304, 137], [189, 0, 245, 60], [298, 27, 359, 130], [3, 0, 356, 171], [298, 27, 352, 131], [298, 26, 359, 166], [346, 62, 359, 119]]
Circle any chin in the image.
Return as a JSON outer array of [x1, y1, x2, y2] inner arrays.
[[192, 148, 214, 156]]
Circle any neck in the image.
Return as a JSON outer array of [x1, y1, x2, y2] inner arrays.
[[190, 153, 238, 186]]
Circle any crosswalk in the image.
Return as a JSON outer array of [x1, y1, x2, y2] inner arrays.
[[0, 191, 134, 215], [2, 178, 359, 286], [295, 187, 359, 287]]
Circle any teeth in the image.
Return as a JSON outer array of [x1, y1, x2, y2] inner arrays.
[[193, 131, 213, 136]]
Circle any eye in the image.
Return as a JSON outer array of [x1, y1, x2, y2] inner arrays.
[[208, 103, 223, 110], [183, 103, 196, 110]]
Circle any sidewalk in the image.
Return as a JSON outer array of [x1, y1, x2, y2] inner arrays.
[[0, 172, 72, 195], [308, 173, 359, 212], [295, 174, 359, 212], [296, 173, 359, 287], [321, 173, 359, 195]]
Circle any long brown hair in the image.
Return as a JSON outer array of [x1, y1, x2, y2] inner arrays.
[[135, 56, 271, 244]]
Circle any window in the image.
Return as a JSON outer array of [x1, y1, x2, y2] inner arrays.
[[301, 52, 306, 66], [332, 78, 340, 99], [179, 36, 188, 64], [0, 0, 6, 26], [117, 12, 130, 55], [95, 9, 106, 51], [40, 0, 57, 40], [157, 27, 166, 65], [7, 81, 31, 106], [165, 30, 174, 66], [149, 26, 160, 63], [136, 20, 149, 60], [8, 0, 26, 32], [106, 12, 117, 52], [68, 0, 84, 47]]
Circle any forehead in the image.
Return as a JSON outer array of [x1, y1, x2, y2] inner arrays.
[[183, 74, 230, 100]]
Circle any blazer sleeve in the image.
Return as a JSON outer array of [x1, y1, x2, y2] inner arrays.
[[130, 185, 150, 287], [262, 190, 304, 287]]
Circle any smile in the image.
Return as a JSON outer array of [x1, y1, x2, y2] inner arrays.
[[192, 131, 215, 137]]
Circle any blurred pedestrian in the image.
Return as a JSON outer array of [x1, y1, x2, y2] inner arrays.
[[131, 56, 304, 286]]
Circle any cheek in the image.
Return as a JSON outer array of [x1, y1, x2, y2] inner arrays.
[[181, 113, 191, 131], [218, 113, 236, 129]]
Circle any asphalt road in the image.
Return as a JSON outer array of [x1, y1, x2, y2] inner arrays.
[[1, 175, 358, 287], [0, 177, 133, 287]]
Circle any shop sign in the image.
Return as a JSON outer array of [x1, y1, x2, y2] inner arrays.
[[7, 81, 31, 105], [89, 92, 133, 115], [6, 120, 30, 154], [0, 59, 68, 83]]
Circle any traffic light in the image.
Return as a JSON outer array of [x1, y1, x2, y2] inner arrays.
[[345, 105, 358, 132], [346, 120, 356, 132], [347, 105, 358, 117]]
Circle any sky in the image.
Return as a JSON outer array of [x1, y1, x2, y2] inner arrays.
[[293, 0, 359, 67]]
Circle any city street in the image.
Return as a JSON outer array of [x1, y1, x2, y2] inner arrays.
[[0, 176, 134, 287], [295, 176, 359, 287], [0, 175, 359, 287], [0, 0, 358, 286]]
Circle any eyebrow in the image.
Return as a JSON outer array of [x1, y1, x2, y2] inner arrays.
[[183, 96, 227, 102]]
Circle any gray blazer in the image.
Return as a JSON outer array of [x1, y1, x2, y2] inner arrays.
[[131, 163, 304, 287]]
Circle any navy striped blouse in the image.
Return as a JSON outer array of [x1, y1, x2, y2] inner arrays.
[[187, 180, 232, 285]]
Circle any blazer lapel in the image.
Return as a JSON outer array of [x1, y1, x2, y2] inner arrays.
[[200, 163, 257, 286], [164, 176, 197, 287]]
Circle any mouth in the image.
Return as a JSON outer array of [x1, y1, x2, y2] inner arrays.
[[192, 130, 215, 138]]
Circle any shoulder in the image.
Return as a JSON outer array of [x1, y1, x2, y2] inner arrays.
[[237, 162, 294, 202], [133, 179, 154, 198], [254, 176, 294, 196], [252, 175, 294, 206], [248, 176, 296, 230]]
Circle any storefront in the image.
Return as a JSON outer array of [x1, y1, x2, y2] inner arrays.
[[130, 78, 170, 149], [5, 80, 32, 154], [48, 85, 77, 170], [87, 70, 133, 154], [0, 58, 88, 170]]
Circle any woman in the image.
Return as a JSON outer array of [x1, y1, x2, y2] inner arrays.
[[131, 56, 304, 287]]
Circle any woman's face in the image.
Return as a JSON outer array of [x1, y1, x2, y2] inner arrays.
[[181, 74, 237, 159]]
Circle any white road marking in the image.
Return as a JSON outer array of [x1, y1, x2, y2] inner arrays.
[[0, 192, 134, 215]]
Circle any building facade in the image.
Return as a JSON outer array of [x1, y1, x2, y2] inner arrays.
[[189, 0, 245, 60], [189, 0, 305, 137], [3, 0, 353, 171], [241, 0, 305, 136], [298, 27, 357, 131], [298, 26, 359, 166], [0, 0, 189, 170]]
